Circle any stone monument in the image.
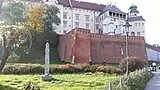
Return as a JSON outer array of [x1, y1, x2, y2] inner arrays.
[[41, 42, 52, 81]]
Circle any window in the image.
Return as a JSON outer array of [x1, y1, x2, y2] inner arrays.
[[75, 22, 79, 27], [63, 30, 67, 34], [95, 24, 99, 29], [63, 12, 68, 19], [135, 23, 137, 26], [113, 13, 116, 17], [85, 15, 90, 21], [117, 13, 119, 17], [142, 23, 144, 26], [139, 23, 141, 26], [85, 23, 89, 29], [75, 14, 80, 20], [131, 32, 135, 36], [109, 12, 112, 16], [123, 15, 126, 19], [63, 21, 67, 27], [115, 25, 118, 28], [120, 14, 122, 18], [137, 32, 140, 36], [114, 18, 116, 22], [99, 29, 103, 34], [95, 16, 99, 23]]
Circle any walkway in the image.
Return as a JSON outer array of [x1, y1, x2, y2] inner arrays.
[[145, 71, 160, 90]]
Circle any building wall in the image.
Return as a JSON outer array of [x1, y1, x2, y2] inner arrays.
[[146, 48, 160, 61], [58, 28, 148, 64], [129, 21, 146, 38], [48, 2, 101, 34], [99, 11, 126, 35]]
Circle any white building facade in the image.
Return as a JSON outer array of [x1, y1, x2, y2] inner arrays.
[[43, 0, 146, 39]]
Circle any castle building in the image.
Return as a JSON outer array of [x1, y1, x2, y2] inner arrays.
[[43, 0, 146, 40]]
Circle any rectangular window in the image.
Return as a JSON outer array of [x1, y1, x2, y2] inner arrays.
[[137, 32, 140, 36], [95, 24, 99, 29], [63, 12, 68, 19], [85, 23, 89, 29], [139, 23, 141, 26], [109, 12, 112, 16], [135, 23, 137, 26], [63, 21, 67, 27], [75, 14, 80, 20], [75, 22, 79, 27], [95, 16, 99, 23], [85, 15, 90, 21]]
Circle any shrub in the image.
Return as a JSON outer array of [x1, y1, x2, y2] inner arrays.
[[7, 53, 20, 63], [125, 71, 153, 90], [2, 64, 122, 74], [2, 64, 44, 74], [119, 57, 146, 73]]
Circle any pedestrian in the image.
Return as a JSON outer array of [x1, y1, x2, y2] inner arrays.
[[152, 62, 157, 71]]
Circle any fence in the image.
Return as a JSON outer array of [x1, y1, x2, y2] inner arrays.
[[104, 67, 149, 90]]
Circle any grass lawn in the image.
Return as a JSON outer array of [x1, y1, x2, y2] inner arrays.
[[0, 73, 120, 90]]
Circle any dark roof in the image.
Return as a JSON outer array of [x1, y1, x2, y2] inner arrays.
[[129, 5, 137, 9], [127, 16, 145, 22], [146, 43, 160, 52], [57, 0, 105, 11], [99, 5, 126, 16], [103, 5, 125, 14], [130, 9, 139, 13]]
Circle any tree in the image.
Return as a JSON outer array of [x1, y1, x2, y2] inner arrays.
[[0, 25, 31, 73], [33, 5, 61, 60], [0, 4, 61, 73], [27, 3, 45, 32], [0, 2, 26, 25]]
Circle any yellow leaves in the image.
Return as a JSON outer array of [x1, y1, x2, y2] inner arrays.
[[27, 3, 45, 32]]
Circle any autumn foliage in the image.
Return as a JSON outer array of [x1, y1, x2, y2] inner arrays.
[[27, 3, 45, 32]]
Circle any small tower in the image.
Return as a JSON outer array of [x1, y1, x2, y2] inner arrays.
[[128, 5, 139, 17], [127, 5, 146, 41]]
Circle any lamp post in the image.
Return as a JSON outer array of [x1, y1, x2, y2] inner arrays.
[[123, 20, 132, 76]]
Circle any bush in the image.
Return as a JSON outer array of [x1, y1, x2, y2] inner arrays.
[[125, 71, 153, 90], [107, 69, 153, 90], [7, 53, 20, 63], [119, 57, 146, 73], [2, 64, 122, 74]]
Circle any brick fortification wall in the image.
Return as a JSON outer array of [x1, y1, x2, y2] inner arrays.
[[58, 28, 148, 64]]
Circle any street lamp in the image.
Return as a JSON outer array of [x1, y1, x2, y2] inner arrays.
[[123, 20, 132, 76]]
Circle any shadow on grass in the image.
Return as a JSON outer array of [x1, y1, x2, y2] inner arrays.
[[0, 84, 17, 90]]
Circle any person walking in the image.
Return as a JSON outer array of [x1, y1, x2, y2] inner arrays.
[[152, 62, 157, 71]]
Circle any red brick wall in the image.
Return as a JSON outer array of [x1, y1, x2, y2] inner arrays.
[[58, 28, 148, 64], [58, 30, 76, 63]]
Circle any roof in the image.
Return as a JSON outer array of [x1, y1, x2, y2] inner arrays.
[[127, 16, 145, 22], [130, 9, 139, 13], [129, 5, 137, 9], [146, 43, 160, 52], [57, 0, 105, 11], [100, 4, 126, 16]]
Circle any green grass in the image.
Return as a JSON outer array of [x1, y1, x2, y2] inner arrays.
[[0, 73, 120, 90]]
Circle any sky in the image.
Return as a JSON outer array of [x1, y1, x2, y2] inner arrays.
[[80, 0, 160, 45]]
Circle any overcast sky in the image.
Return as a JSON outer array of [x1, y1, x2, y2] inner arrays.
[[80, 0, 160, 45]]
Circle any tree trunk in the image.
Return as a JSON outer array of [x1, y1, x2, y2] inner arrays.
[[0, 34, 15, 73]]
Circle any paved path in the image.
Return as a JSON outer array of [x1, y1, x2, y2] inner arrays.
[[145, 71, 160, 90]]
